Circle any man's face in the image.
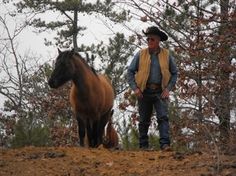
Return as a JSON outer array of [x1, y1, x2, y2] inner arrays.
[[146, 34, 160, 49]]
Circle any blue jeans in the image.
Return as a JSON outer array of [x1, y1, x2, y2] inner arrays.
[[138, 89, 170, 149]]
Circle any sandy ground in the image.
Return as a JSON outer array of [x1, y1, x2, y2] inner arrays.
[[0, 146, 236, 176]]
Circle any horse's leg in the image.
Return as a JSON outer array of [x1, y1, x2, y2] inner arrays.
[[87, 120, 99, 148], [97, 122, 105, 147], [94, 120, 106, 147], [92, 121, 99, 147], [86, 119, 94, 147], [77, 116, 85, 147], [98, 111, 111, 147]]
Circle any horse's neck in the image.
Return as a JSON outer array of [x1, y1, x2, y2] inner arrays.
[[72, 58, 98, 96]]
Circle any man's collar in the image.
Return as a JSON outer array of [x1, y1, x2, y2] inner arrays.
[[148, 47, 161, 55]]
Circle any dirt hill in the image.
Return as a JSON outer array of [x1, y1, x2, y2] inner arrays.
[[0, 146, 235, 176]]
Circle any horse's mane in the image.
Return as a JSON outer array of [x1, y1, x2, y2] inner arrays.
[[73, 52, 97, 76]]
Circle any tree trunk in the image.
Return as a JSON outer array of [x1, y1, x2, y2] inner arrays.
[[215, 84, 231, 147], [73, 8, 78, 51], [215, 0, 231, 148]]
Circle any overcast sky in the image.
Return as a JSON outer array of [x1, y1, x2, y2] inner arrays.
[[0, 1, 150, 110]]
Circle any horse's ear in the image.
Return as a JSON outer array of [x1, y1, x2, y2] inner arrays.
[[58, 48, 62, 54], [71, 48, 75, 54]]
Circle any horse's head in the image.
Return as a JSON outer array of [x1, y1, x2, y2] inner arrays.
[[48, 49, 75, 88]]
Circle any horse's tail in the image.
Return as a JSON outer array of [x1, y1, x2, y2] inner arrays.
[[105, 108, 113, 129], [102, 109, 119, 149], [103, 122, 119, 149]]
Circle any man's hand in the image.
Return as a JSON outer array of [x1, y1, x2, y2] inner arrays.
[[161, 88, 170, 99], [134, 88, 143, 98]]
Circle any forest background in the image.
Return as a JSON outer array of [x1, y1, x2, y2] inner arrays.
[[0, 0, 235, 154]]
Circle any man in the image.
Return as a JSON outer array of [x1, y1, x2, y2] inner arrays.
[[127, 26, 178, 150]]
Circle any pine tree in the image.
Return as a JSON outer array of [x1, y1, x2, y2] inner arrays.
[[14, 0, 130, 50]]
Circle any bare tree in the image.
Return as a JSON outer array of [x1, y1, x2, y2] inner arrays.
[[116, 0, 236, 150]]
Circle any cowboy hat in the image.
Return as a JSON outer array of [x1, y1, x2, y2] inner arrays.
[[142, 26, 168, 41]]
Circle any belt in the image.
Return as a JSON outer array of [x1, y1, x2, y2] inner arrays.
[[146, 83, 161, 90]]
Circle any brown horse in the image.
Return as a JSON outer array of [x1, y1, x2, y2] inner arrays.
[[48, 49, 114, 147], [102, 109, 119, 149]]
